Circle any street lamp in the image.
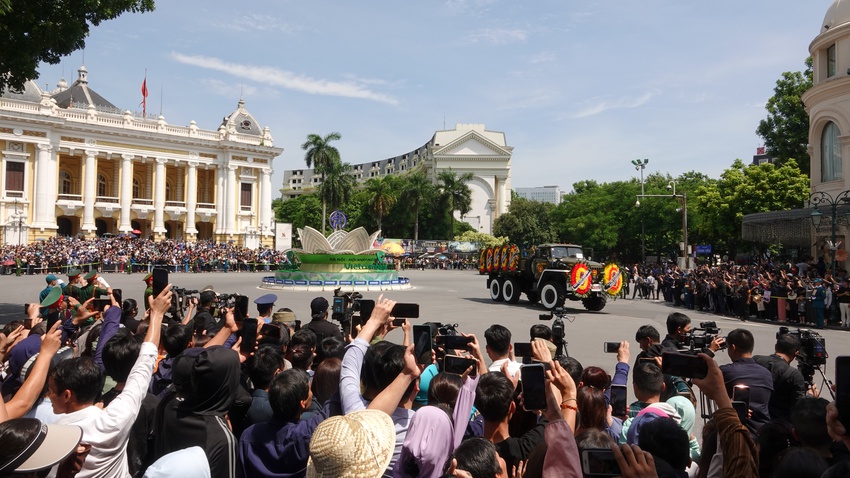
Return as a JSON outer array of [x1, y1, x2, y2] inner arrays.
[[809, 190, 850, 276], [632, 158, 649, 262], [636, 180, 688, 270]]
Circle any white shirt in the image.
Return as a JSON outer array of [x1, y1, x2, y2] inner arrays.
[[53, 341, 157, 478], [488, 358, 522, 378]]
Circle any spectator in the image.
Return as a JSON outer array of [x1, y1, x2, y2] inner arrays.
[[484, 325, 520, 377], [753, 333, 810, 422], [719, 328, 773, 432], [304, 297, 342, 344], [306, 409, 396, 478], [238, 344, 285, 435]]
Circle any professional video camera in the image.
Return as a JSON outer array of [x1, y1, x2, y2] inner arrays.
[[216, 293, 240, 309], [680, 321, 726, 353], [539, 306, 572, 359], [331, 288, 373, 336], [169, 287, 199, 322], [777, 326, 828, 386]]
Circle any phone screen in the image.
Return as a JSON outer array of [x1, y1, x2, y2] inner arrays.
[[604, 342, 620, 353], [661, 352, 708, 379], [235, 295, 249, 321], [581, 448, 621, 477], [520, 364, 547, 411], [240, 318, 258, 354], [513, 342, 533, 357], [732, 385, 750, 405], [444, 355, 476, 375], [836, 356, 850, 431], [260, 323, 281, 339], [112, 289, 122, 305], [152, 268, 168, 298], [413, 325, 432, 365], [732, 401, 748, 422], [437, 335, 473, 351], [610, 384, 628, 419], [359, 299, 375, 321], [94, 298, 112, 312], [392, 303, 420, 318]]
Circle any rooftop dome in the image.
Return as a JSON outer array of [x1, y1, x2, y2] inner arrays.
[[823, 0, 850, 32], [220, 98, 263, 136], [1, 80, 43, 103], [51, 65, 117, 111]]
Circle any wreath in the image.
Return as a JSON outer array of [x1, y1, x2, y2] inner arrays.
[[603, 263, 623, 297], [570, 261, 593, 297]]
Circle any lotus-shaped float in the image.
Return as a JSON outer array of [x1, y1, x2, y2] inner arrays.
[[289, 226, 386, 272]]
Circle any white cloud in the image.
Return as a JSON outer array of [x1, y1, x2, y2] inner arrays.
[[465, 28, 527, 44], [171, 53, 399, 105], [572, 89, 661, 118], [211, 13, 299, 34], [529, 52, 555, 64]]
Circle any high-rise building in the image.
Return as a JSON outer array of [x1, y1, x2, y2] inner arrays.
[[514, 186, 562, 205]]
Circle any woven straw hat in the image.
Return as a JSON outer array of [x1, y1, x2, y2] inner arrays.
[[307, 409, 396, 478]]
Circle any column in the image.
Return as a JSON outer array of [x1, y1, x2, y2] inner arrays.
[[33, 143, 53, 227], [186, 161, 198, 235], [215, 165, 226, 234], [153, 158, 166, 234], [225, 165, 237, 234], [82, 150, 97, 233], [260, 168, 272, 236], [119, 154, 133, 232]]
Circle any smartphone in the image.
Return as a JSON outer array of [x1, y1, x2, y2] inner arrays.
[[23, 303, 30, 315], [152, 268, 168, 298], [235, 295, 249, 321], [514, 342, 533, 357], [610, 384, 628, 419], [392, 303, 420, 318], [732, 385, 750, 405], [359, 299, 375, 321], [392, 318, 406, 327], [260, 323, 281, 339], [413, 324, 432, 365], [94, 298, 112, 312], [661, 352, 708, 379], [111, 289, 122, 305], [240, 318, 259, 354], [581, 448, 621, 477], [836, 356, 850, 431], [436, 335, 473, 351], [732, 400, 748, 422], [520, 364, 547, 411], [604, 342, 620, 353], [638, 357, 656, 365], [444, 354, 477, 375]]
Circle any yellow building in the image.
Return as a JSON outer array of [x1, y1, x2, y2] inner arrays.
[[0, 66, 283, 247]]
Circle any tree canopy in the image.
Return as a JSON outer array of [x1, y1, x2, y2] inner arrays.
[[756, 58, 813, 174], [0, 0, 155, 92]]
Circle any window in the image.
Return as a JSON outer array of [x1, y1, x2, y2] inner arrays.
[[828, 44, 837, 78], [97, 174, 108, 197], [59, 171, 72, 195], [165, 181, 173, 201], [5, 162, 24, 192], [241, 182, 252, 208], [822, 121, 842, 182], [133, 178, 140, 198]]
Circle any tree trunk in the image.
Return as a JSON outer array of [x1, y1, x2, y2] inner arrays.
[[321, 172, 327, 235], [414, 209, 419, 241]]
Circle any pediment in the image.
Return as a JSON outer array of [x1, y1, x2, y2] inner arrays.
[[433, 132, 511, 157]]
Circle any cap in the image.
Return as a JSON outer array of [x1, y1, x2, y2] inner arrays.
[[254, 293, 278, 306], [199, 290, 217, 305], [272, 310, 297, 324], [143, 272, 153, 282], [306, 409, 395, 478], [0, 419, 82, 475], [201, 284, 216, 293], [45, 275, 58, 284], [83, 271, 97, 281], [815, 278, 824, 283], [310, 297, 329, 315], [39, 287, 64, 307], [67, 268, 81, 278]]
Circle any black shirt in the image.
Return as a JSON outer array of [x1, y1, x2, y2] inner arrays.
[[752, 354, 807, 422], [305, 319, 342, 344], [720, 357, 774, 432]]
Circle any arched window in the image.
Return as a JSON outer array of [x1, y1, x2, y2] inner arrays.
[[822, 122, 842, 182], [59, 171, 72, 195], [97, 174, 108, 197], [132, 178, 140, 198], [165, 180, 173, 201]]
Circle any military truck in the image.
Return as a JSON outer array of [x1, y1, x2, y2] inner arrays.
[[479, 243, 620, 311]]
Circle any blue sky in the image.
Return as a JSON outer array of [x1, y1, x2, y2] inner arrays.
[[35, 0, 831, 196]]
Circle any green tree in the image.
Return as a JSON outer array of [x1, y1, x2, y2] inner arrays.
[[273, 194, 323, 242], [454, 230, 509, 248], [301, 132, 342, 235], [694, 159, 809, 256], [365, 175, 397, 233], [401, 171, 434, 241], [756, 58, 813, 174], [493, 195, 556, 247], [317, 158, 356, 213], [438, 169, 474, 238], [0, 0, 155, 92]]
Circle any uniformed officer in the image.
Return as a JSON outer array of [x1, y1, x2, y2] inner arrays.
[[143, 272, 153, 310], [62, 268, 82, 296], [75, 270, 108, 303], [254, 293, 278, 323]]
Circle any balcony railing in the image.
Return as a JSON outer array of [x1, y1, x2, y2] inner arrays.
[[131, 199, 153, 206], [165, 201, 186, 208], [197, 203, 216, 210], [58, 194, 82, 202], [95, 196, 119, 204], [5, 191, 23, 198]]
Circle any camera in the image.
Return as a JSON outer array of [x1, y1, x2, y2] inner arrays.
[[680, 321, 726, 353], [539, 307, 570, 359], [777, 326, 828, 384], [169, 287, 199, 322]]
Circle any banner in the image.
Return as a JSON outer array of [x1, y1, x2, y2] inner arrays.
[[275, 223, 292, 252]]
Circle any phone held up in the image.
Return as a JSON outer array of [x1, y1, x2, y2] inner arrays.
[[661, 352, 708, 379], [836, 356, 850, 431], [413, 324, 432, 365], [520, 364, 547, 411], [581, 448, 621, 477]]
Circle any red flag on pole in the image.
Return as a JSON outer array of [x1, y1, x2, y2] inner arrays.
[[141, 74, 148, 117]]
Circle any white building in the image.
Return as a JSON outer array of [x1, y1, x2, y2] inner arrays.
[[281, 123, 513, 235], [514, 186, 562, 205], [0, 66, 283, 246]]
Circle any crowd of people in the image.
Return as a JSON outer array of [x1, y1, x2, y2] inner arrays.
[[624, 257, 850, 329], [0, 270, 848, 478]]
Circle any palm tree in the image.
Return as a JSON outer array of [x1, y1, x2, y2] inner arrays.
[[438, 169, 474, 239], [301, 132, 341, 235], [365, 175, 397, 233], [317, 158, 357, 214], [401, 171, 433, 241]]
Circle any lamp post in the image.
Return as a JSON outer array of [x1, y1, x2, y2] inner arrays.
[[809, 190, 850, 277], [632, 158, 649, 262], [636, 180, 688, 270]]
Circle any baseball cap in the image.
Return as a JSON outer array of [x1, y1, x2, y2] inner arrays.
[[45, 274, 58, 284], [0, 418, 82, 474], [310, 297, 329, 314]]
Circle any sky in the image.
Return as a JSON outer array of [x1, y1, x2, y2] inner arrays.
[[33, 0, 833, 196]]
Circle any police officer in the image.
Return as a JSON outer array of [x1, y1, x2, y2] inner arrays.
[[254, 293, 278, 324]]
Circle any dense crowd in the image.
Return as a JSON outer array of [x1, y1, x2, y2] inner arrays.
[[1, 271, 849, 478], [625, 257, 850, 329], [0, 237, 288, 273]]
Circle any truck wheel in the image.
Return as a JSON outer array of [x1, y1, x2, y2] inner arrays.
[[502, 277, 521, 304], [489, 278, 504, 302], [526, 291, 539, 304], [582, 295, 607, 311], [540, 282, 565, 310]]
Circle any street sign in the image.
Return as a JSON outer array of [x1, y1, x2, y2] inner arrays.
[[695, 245, 712, 255]]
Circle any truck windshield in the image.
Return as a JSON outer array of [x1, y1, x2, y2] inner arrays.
[[552, 247, 583, 259]]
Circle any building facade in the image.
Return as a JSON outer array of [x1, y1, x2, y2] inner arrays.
[[514, 186, 562, 205], [281, 123, 512, 235], [0, 67, 283, 247]]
